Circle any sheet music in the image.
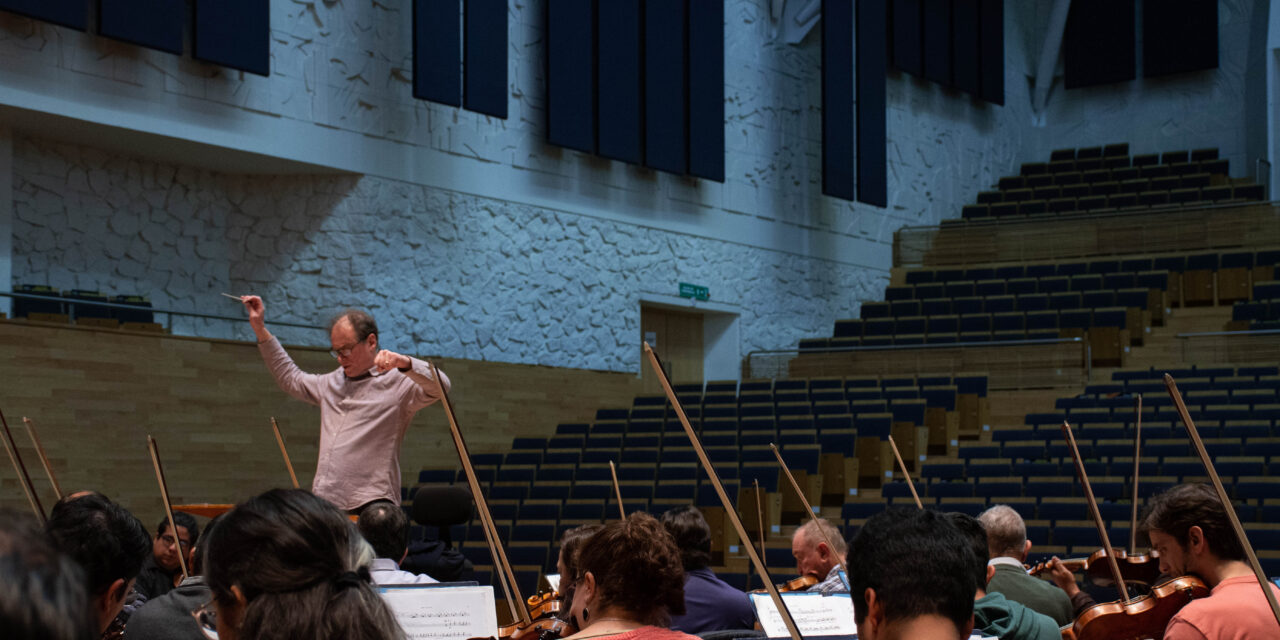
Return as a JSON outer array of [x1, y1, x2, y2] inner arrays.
[[379, 585, 498, 640], [749, 592, 858, 638]]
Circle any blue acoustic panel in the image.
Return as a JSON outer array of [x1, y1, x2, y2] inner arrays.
[[99, 0, 184, 55], [546, 0, 595, 153], [464, 0, 507, 118], [951, 0, 980, 95], [1143, 0, 1217, 78], [644, 0, 687, 175], [821, 0, 854, 201], [921, 0, 951, 86], [890, 0, 921, 76], [597, 0, 643, 164], [415, 0, 462, 106], [194, 0, 269, 76], [687, 0, 723, 182], [1064, 0, 1135, 89], [856, 0, 888, 208], [979, 0, 1004, 104], [0, 0, 87, 30]]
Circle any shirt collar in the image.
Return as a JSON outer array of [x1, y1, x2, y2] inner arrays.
[[988, 556, 1025, 569], [370, 557, 400, 571]]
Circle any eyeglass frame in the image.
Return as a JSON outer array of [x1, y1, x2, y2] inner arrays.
[[190, 600, 218, 640], [329, 335, 372, 359]]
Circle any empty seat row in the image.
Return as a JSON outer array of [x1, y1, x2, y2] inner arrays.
[[983, 173, 1219, 204], [905, 252, 1280, 285], [886, 274, 1163, 301], [967, 185, 1260, 220], [1021, 149, 1220, 176]]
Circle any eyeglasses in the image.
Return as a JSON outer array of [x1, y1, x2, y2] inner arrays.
[[329, 339, 364, 359], [191, 601, 218, 640], [161, 534, 193, 550]]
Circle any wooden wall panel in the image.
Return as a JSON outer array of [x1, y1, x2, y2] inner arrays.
[[0, 321, 642, 526]]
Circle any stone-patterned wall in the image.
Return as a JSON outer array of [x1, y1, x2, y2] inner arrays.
[[11, 137, 883, 371]]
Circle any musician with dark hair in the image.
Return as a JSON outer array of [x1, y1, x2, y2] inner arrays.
[[204, 488, 403, 640], [134, 512, 200, 600], [357, 502, 438, 584], [659, 505, 754, 633], [562, 512, 696, 640], [846, 507, 976, 640], [1143, 483, 1280, 640], [45, 493, 151, 638], [240, 296, 450, 513], [1, 509, 95, 640]]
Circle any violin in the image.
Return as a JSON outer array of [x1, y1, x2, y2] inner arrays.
[[1066, 575, 1208, 640], [499, 591, 577, 640], [1028, 548, 1163, 588], [750, 573, 820, 595]]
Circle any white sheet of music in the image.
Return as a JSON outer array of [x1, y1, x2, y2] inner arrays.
[[749, 592, 858, 638], [378, 584, 499, 640]]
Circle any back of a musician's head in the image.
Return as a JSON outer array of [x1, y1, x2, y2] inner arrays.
[[1, 509, 95, 640], [205, 489, 402, 640], [660, 505, 713, 571], [847, 508, 975, 638], [977, 504, 1027, 559], [946, 512, 989, 596], [357, 502, 410, 560], [1142, 483, 1245, 562], [44, 493, 149, 597], [795, 517, 848, 556], [575, 512, 686, 626]]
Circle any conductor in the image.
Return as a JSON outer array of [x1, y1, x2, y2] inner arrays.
[[241, 295, 450, 513]]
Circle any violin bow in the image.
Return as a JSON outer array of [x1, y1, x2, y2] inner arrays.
[[428, 361, 531, 626], [270, 417, 300, 489], [147, 436, 190, 580], [754, 478, 767, 567], [22, 417, 62, 500], [643, 343, 804, 640], [609, 460, 625, 520], [770, 443, 848, 575], [1061, 421, 1130, 603], [1129, 395, 1142, 557], [1, 408, 45, 523], [887, 435, 923, 510], [1165, 374, 1280, 628]]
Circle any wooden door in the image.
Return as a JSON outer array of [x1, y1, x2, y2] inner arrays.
[[641, 306, 703, 394]]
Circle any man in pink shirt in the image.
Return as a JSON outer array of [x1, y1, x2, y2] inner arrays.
[[241, 295, 450, 513], [1144, 483, 1280, 640]]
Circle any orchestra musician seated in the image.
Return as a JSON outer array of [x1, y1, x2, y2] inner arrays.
[[124, 516, 220, 640], [204, 489, 402, 640], [45, 493, 152, 639], [947, 513, 1060, 640], [846, 507, 976, 640], [356, 502, 439, 585], [1143, 483, 1280, 640], [789, 518, 849, 594], [134, 512, 200, 600], [561, 512, 697, 640], [977, 505, 1073, 626], [1, 508, 96, 640], [659, 506, 754, 633]]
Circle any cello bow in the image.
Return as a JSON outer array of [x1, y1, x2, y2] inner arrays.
[[1, 408, 45, 523], [22, 417, 62, 500], [1061, 421, 1130, 604], [609, 460, 625, 520], [644, 343, 804, 640], [1128, 395, 1141, 557], [1164, 374, 1280, 629], [769, 442, 848, 576], [146, 435, 190, 581], [886, 435, 923, 510], [270, 417, 300, 489], [428, 361, 531, 627]]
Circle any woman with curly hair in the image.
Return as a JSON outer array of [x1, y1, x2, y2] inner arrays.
[[203, 489, 404, 640], [562, 512, 700, 640]]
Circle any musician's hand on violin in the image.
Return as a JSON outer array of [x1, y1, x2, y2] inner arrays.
[[375, 349, 411, 372], [1047, 557, 1081, 597]]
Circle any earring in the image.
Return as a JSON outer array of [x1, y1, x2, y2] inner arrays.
[[582, 607, 590, 624]]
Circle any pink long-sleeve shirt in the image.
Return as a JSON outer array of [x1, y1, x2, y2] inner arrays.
[[257, 336, 451, 510]]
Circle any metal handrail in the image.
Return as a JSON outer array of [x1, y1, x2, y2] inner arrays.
[[1175, 328, 1280, 339], [749, 335, 1082, 358], [0, 291, 324, 332]]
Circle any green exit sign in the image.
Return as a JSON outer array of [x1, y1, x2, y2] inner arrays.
[[679, 282, 710, 301]]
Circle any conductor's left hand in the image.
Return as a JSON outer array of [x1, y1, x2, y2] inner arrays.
[[374, 350, 412, 372]]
